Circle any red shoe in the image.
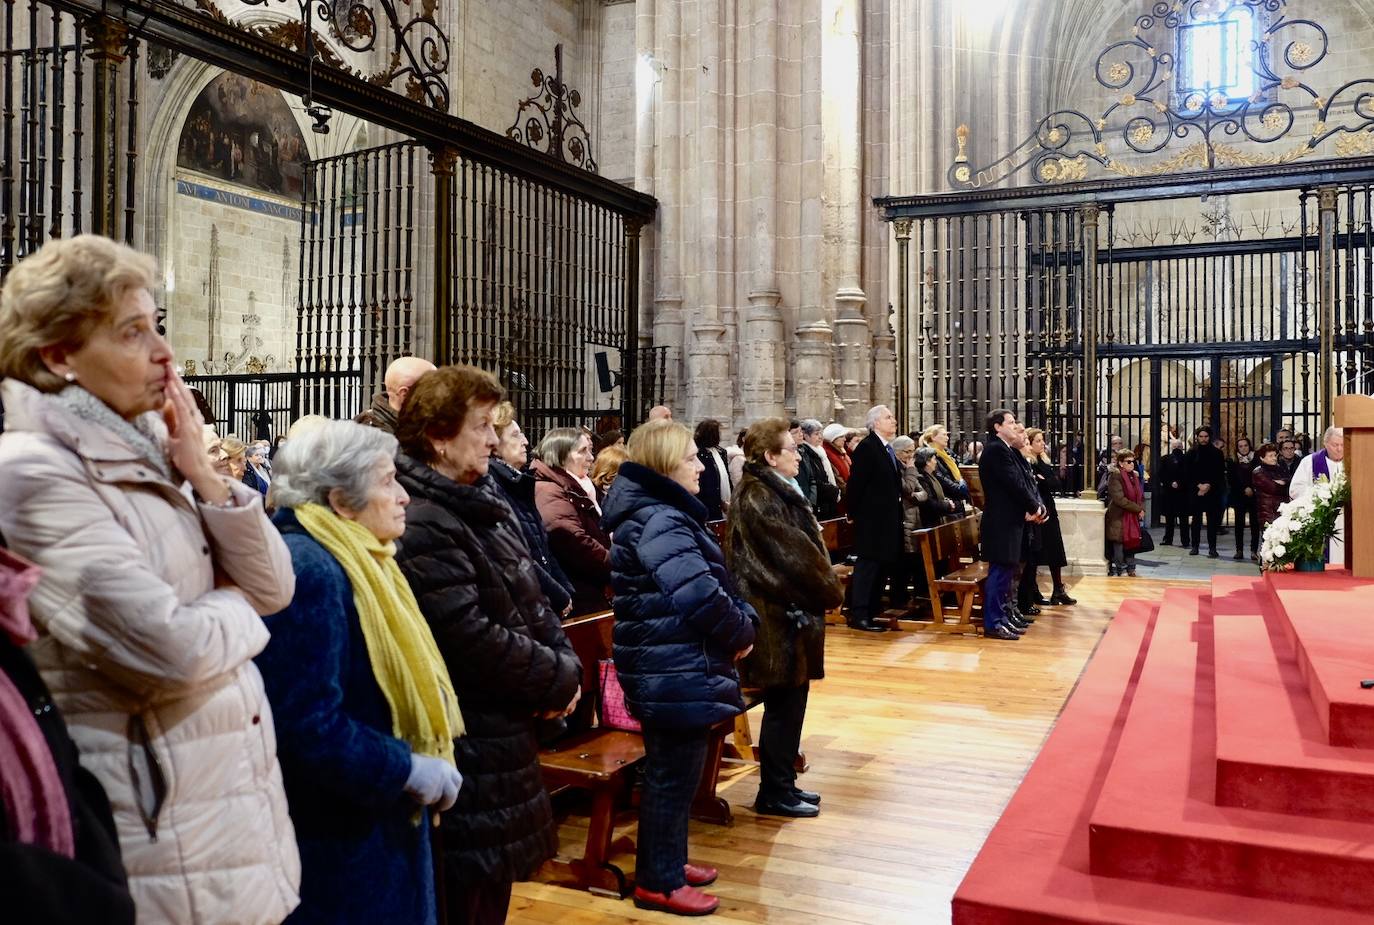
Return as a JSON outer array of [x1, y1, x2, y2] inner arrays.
[[633, 884, 720, 916], [684, 862, 718, 886]]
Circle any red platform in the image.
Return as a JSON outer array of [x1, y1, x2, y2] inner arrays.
[[953, 569, 1374, 924]]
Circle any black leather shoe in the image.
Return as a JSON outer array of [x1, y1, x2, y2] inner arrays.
[[847, 620, 887, 633], [1208, 550, 1220, 559], [1012, 609, 1035, 624], [754, 797, 820, 818], [1004, 615, 1028, 632], [1189, 548, 1200, 556], [793, 789, 821, 805], [1033, 594, 1052, 606], [1020, 604, 1042, 616], [1049, 589, 1077, 605], [984, 623, 1020, 640]]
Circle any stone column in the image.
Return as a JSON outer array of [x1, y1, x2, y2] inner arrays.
[[825, 0, 869, 425], [647, 0, 686, 410], [740, 0, 787, 423], [793, 2, 834, 422]]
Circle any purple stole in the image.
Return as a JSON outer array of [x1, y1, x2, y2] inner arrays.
[[1311, 450, 1333, 561], [1312, 450, 1331, 482]]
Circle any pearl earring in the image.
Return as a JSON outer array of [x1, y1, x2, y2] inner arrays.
[[63, 371, 77, 383]]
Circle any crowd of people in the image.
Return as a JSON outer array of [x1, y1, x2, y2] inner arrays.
[[0, 236, 1350, 923]]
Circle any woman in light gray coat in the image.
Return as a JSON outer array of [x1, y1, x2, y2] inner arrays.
[[0, 236, 301, 925]]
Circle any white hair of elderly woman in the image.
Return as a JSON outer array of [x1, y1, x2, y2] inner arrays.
[[270, 419, 398, 512]]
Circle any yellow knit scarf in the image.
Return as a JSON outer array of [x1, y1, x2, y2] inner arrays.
[[294, 503, 464, 764], [935, 447, 964, 483]]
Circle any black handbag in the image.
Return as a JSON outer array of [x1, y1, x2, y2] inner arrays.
[[1134, 526, 1155, 554]]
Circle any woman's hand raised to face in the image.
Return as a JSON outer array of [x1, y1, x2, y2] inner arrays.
[[163, 367, 231, 505]]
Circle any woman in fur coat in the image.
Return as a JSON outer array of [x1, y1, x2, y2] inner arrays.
[[726, 418, 844, 819]]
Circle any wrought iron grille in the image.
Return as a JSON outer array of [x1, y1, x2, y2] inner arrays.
[[1, 4, 140, 276], [441, 151, 645, 436], [186, 370, 364, 441], [298, 141, 416, 403]]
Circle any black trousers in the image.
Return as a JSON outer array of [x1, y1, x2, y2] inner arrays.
[[1161, 507, 1187, 544], [637, 726, 710, 894], [446, 878, 512, 925], [1232, 499, 1260, 554], [1190, 499, 1222, 552], [757, 683, 810, 803], [849, 557, 893, 624]]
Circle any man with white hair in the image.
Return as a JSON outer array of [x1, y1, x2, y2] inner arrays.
[[1288, 425, 1345, 563], [357, 355, 437, 433], [844, 405, 904, 632], [647, 405, 673, 422]]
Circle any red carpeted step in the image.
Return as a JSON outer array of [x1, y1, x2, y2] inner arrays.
[[1265, 569, 1374, 749], [954, 598, 1374, 925], [1210, 575, 1374, 822], [1088, 587, 1374, 911]]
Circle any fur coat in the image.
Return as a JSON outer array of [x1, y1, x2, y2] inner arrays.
[[726, 464, 844, 690]]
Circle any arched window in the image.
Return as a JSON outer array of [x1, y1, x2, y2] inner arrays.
[[1176, 5, 1259, 106]]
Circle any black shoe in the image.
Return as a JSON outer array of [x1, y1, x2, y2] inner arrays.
[[1020, 604, 1042, 616], [1233, 551, 1245, 560], [1208, 550, 1220, 559], [1161, 538, 1173, 546], [792, 789, 821, 805], [1005, 614, 1029, 631], [1033, 594, 1052, 606], [1049, 588, 1077, 605], [1013, 608, 1036, 624], [754, 797, 820, 818], [984, 622, 1020, 640], [847, 620, 887, 633], [1189, 548, 1200, 556]]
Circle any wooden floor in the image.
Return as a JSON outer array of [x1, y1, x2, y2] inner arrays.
[[510, 575, 1203, 925]]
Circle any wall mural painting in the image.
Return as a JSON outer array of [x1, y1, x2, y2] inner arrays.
[[177, 72, 308, 198]]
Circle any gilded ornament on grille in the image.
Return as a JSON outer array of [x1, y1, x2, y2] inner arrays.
[[1048, 127, 1063, 143], [1184, 94, 1204, 111], [1121, 93, 1137, 106], [1131, 124, 1154, 144], [1108, 62, 1129, 83], [1262, 110, 1284, 130], [1292, 42, 1314, 65], [1335, 132, 1374, 157], [955, 165, 972, 182]]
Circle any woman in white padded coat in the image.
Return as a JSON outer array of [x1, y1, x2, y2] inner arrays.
[[0, 235, 300, 925]]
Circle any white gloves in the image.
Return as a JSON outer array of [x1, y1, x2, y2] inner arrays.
[[404, 754, 463, 811]]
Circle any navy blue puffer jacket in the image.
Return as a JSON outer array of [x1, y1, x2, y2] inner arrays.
[[602, 461, 758, 730]]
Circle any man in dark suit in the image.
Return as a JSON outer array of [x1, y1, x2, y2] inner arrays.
[[978, 410, 1046, 642], [845, 405, 904, 632], [1184, 425, 1226, 558]]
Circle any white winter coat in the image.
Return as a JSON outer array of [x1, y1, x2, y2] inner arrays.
[[0, 379, 301, 925]]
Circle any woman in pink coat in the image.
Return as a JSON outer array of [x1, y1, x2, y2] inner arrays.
[[0, 235, 301, 925]]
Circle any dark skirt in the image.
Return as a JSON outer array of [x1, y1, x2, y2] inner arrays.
[[1036, 513, 1068, 568]]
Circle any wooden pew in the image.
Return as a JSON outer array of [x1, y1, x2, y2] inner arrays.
[[960, 465, 986, 509], [910, 514, 987, 634], [820, 517, 855, 626], [538, 611, 645, 897]]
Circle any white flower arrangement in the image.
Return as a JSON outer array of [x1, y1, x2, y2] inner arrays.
[[1259, 471, 1349, 570]]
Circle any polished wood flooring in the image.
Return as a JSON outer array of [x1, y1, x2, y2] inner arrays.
[[510, 575, 1203, 925]]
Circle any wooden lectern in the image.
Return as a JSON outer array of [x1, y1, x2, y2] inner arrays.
[[1336, 394, 1374, 578]]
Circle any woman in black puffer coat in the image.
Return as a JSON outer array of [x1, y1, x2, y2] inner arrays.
[[392, 366, 582, 925], [602, 420, 757, 918]]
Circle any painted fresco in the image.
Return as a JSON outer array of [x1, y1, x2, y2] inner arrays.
[[176, 72, 308, 198]]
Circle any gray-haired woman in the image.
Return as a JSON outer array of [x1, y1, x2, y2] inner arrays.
[[531, 427, 612, 615], [256, 420, 463, 925]]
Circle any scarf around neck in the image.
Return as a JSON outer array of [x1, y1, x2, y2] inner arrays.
[[933, 446, 964, 483], [55, 384, 171, 480], [293, 503, 463, 766]]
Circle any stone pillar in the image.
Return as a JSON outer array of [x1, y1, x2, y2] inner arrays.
[[833, 290, 871, 425], [739, 0, 786, 423]]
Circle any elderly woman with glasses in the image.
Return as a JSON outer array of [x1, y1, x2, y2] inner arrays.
[[726, 418, 842, 820], [392, 365, 582, 925], [602, 419, 758, 917], [532, 427, 613, 616], [0, 235, 300, 925], [255, 420, 463, 925]]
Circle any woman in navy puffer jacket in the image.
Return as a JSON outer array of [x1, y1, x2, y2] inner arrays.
[[602, 419, 757, 917]]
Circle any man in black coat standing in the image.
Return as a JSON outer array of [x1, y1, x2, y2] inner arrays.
[[845, 405, 904, 632], [978, 410, 1046, 642], [1184, 425, 1226, 558], [1156, 438, 1188, 545]]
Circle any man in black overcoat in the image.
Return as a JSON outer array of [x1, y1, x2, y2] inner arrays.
[[1156, 438, 1188, 545], [844, 405, 904, 632], [1184, 425, 1226, 558], [978, 410, 1046, 641]]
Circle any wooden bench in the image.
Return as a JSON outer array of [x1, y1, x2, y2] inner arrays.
[[820, 517, 855, 626], [538, 611, 645, 897], [911, 514, 988, 634]]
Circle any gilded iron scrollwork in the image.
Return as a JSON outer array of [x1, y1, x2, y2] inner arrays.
[[506, 44, 597, 172], [950, 0, 1374, 188], [193, 0, 448, 110]]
